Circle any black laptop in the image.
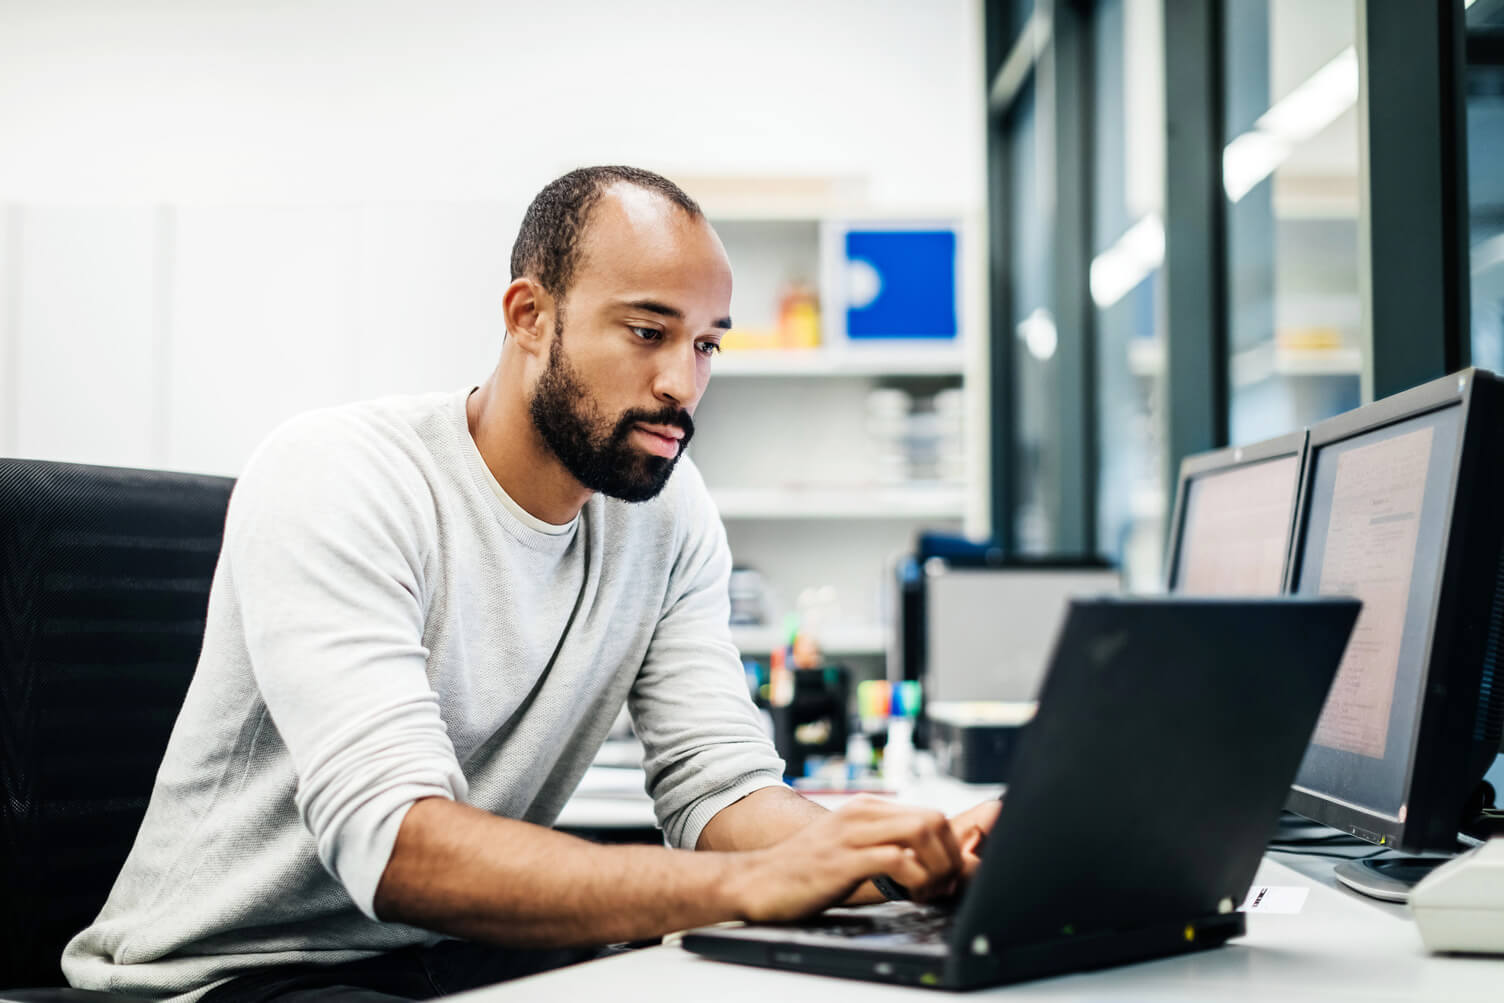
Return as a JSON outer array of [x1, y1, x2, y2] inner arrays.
[[682, 596, 1361, 990]]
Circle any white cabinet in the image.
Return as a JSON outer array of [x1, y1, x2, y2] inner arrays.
[[692, 210, 989, 658]]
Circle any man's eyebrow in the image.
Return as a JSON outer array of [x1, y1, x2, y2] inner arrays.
[[620, 299, 733, 330], [621, 299, 683, 320]]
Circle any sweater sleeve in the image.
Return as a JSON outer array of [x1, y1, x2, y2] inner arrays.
[[225, 411, 466, 919], [627, 462, 788, 850]]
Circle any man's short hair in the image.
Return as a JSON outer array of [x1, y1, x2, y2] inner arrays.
[[510, 166, 703, 303]]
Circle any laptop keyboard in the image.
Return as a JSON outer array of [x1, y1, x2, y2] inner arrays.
[[798, 904, 956, 946]]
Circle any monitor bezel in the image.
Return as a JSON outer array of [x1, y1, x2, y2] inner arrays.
[[1283, 368, 1501, 853], [1163, 429, 1308, 593]]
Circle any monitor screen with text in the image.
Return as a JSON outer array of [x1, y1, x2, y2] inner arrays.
[[1174, 454, 1301, 595], [1291, 406, 1461, 821]]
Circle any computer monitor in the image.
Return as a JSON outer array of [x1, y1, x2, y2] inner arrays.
[[922, 562, 1122, 703], [1283, 369, 1504, 897], [1164, 431, 1307, 595]]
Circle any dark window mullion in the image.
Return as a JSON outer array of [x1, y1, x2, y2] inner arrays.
[[1358, 0, 1471, 399]]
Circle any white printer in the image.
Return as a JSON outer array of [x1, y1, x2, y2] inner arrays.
[[1410, 837, 1504, 955]]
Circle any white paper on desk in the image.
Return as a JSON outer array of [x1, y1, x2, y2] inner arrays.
[[1240, 885, 1309, 914]]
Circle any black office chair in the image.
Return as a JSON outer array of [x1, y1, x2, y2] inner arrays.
[[0, 458, 234, 1000]]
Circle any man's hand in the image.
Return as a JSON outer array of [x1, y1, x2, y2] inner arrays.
[[949, 798, 1001, 883], [727, 795, 969, 924], [846, 797, 1002, 906]]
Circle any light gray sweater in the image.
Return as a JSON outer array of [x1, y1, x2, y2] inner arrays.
[[62, 388, 786, 1000]]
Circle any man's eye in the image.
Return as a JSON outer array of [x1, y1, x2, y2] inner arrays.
[[696, 340, 723, 357], [630, 326, 662, 341]]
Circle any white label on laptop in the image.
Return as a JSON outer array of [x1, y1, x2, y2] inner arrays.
[[1240, 885, 1309, 914]]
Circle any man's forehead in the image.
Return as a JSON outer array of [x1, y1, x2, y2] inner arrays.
[[608, 183, 687, 231], [572, 186, 731, 313], [581, 185, 706, 262]]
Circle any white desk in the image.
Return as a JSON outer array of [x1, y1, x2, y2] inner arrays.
[[554, 767, 657, 830], [555, 762, 1004, 833], [541, 766, 1503, 1000], [445, 855, 1501, 1001]]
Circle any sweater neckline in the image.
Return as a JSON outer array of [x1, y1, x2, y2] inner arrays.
[[453, 388, 581, 550]]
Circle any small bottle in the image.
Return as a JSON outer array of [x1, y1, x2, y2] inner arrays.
[[845, 731, 875, 780], [884, 681, 922, 787], [777, 279, 821, 350], [769, 646, 795, 707]]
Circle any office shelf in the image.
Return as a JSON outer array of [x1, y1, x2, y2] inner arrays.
[[713, 348, 966, 378], [688, 194, 985, 673], [730, 621, 889, 656], [711, 485, 967, 520]]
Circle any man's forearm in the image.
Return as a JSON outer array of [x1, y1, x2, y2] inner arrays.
[[374, 797, 745, 947], [377, 791, 976, 943], [694, 784, 828, 851], [696, 786, 885, 904]]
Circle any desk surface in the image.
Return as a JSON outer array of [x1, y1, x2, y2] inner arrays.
[[557, 762, 1005, 832], [447, 855, 1501, 1001]]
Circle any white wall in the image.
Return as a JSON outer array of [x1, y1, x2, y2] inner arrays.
[[0, 0, 985, 475], [0, 0, 984, 207]]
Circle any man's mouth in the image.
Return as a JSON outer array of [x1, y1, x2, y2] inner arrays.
[[633, 424, 684, 458]]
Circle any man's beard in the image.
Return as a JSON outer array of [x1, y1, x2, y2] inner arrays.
[[528, 332, 695, 503]]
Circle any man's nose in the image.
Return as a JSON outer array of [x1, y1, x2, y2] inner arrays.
[[653, 342, 702, 408]]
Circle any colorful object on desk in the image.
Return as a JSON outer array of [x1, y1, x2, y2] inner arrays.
[[857, 679, 891, 723], [892, 679, 922, 719], [791, 632, 821, 670], [885, 682, 920, 784], [768, 647, 794, 707]]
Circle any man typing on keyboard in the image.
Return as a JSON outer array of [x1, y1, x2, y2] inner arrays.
[[63, 166, 998, 1002]]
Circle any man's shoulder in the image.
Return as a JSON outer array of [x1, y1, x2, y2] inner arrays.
[[247, 390, 460, 479], [232, 390, 467, 531]]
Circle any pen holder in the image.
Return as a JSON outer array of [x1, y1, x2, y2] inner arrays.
[[771, 667, 850, 779]]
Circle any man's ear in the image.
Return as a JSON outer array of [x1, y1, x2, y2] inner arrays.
[[502, 277, 554, 358]]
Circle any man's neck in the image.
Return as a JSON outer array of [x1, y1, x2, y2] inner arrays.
[[466, 375, 592, 526]]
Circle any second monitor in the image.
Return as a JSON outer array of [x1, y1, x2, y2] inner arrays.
[[1165, 430, 1307, 595], [1284, 368, 1504, 898]]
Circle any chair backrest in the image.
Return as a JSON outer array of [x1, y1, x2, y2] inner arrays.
[[0, 458, 234, 989]]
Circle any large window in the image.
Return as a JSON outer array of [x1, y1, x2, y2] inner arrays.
[[984, 0, 1466, 579], [1091, 0, 1166, 588], [1008, 76, 1059, 554], [1222, 0, 1363, 445], [1469, 3, 1504, 372]]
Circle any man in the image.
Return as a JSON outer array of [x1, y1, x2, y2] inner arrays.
[[64, 166, 998, 1001]]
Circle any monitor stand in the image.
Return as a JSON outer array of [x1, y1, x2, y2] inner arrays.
[[1333, 857, 1450, 903], [1336, 796, 1504, 902]]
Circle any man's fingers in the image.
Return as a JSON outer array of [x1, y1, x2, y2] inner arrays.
[[876, 848, 933, 893], [830, 808, 962, 894], [841, 845, 923, 891], [949, 800, 1000, 882], [817, 797, 1002, 902], [951, 799, 1002, 841], [905, 815, 964, 895]]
